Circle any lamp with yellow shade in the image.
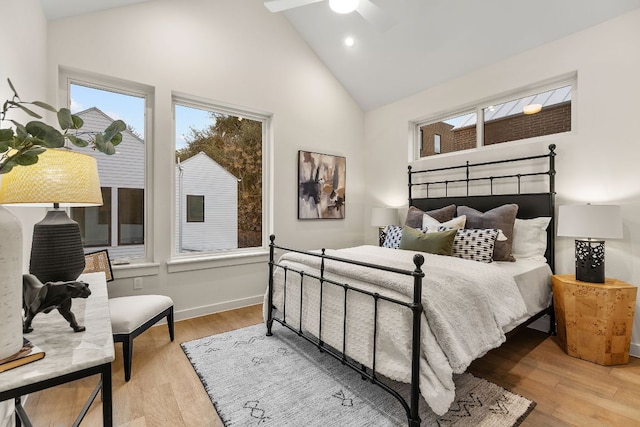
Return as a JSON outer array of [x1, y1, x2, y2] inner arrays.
[[0, 148, 103, 283]]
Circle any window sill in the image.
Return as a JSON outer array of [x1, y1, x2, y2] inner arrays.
[[167, 249, 270, 273], [113, 262, 161, 279]]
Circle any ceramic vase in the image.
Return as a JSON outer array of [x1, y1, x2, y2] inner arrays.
[[0, 205, 23, 360]]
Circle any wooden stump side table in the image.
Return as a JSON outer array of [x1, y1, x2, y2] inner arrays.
[[552, 274, 637, 365]]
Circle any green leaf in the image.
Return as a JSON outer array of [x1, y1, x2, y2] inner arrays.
[[103, 141, 116, 155], [9, 101, 43, 119], [67, 134, 90, 147], [103, 120, 126, 143], [25, 121, 65, 148], [94, 133, 106, 152], [23, 146, 46, 156], [0, 160, 15, 174], [0, 141, 9, 153], [31, 101, 57, 113], [14, 153, 39, 166], [110, 132, 123, 147], [12, 122, 28, 139], [7, 79, 18, 98], [57, 108, 74, 130], [0, 128, 14, 142], [71, 114, 84, 129]]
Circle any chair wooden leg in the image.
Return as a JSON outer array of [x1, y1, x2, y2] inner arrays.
[[167, 307, 175, 342], [123, 335, 133, 382]]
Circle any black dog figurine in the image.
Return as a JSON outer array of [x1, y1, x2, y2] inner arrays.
[[22, 274, 91, 333]]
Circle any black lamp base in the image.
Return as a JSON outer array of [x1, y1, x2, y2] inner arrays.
[[575, 239, 605, 283], [29, 210, 86, 283]]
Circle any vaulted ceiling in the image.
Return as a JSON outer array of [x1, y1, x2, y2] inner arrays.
[[40, 0, 640, 111]]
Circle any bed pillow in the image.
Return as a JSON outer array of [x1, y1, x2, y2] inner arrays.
[[399, 226, 456, 256], [404, 205, 456, 229], [422, 214, 466, 231], [457, 204, 518, 262], [382, 225, 403, 249], [452, 229, 500, 263], [512, 217, 551, 261]]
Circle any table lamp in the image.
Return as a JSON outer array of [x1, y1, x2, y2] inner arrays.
[[371, 207, 398, 246], [557, 204, 623, 283], [0, 148, 103, 283]]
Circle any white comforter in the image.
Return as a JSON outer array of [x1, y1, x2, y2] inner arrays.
[[264, 245, 528, 415]]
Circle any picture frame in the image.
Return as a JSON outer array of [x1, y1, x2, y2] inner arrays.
[[83, 250, 114, 282], [298, 150, 346, 219]]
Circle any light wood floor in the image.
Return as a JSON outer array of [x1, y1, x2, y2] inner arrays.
[[23, 304, 640, 426]]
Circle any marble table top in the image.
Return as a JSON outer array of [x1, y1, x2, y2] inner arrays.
[[0, 272, 114, 392]]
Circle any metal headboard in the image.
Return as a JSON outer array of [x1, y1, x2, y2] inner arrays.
[[408, 144, 557, 271]]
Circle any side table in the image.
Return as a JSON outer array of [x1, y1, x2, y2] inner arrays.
[[552, 274, 637, 365]]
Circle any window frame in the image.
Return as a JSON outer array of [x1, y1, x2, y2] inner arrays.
[[59, 68, 155, 265], [413, 75, 576, 160], [170, 91, 272, 267]]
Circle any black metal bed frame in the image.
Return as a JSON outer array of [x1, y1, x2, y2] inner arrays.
[[266, 144, 557, 426]]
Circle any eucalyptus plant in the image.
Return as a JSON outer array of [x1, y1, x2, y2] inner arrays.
[[0, 78, 126, 174]]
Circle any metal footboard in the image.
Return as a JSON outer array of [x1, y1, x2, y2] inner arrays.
[[266, 235, 425, 426]]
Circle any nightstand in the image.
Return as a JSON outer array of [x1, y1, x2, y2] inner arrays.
[[552, 274, 637, 365]]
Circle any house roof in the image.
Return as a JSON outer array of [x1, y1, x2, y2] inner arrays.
[[451, 85, 572, 130]]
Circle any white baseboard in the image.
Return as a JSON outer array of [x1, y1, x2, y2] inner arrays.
[[173, 294, 264, 322], [630, 343, 640, 359]]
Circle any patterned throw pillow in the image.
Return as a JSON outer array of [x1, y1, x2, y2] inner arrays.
[[452, 229, 500, 263], [382, 225, 403, 249]]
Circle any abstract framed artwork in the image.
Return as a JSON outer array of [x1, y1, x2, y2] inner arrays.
[[298, 150, 346, 219]]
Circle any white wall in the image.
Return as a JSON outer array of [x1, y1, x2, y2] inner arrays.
[[0, 0, 50, 272], [42, 0, 365, 319], [364, 9, 640, 355]]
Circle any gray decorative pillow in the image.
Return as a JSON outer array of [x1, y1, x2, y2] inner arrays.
[[382, 225, 402, 249], [452, 229, 499, 263], [457, 204, 518, 261], [405, 205, 456, 229]]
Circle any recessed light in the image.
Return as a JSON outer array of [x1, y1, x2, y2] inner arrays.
[[344, 36, 355, 47], [330, 0, 359, 14]]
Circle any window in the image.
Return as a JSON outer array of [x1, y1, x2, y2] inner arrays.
[[187, 195, 205, 222], [118, 188, 144, 245], [72, 187, 111, 247], [174, 95, 266, 256], [419, 111, 477, 157], [64, 72, 150, 261], [417, 81, 573, 158]]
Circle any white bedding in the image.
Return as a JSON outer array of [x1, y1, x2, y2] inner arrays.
[[264, 245, 551, 415]]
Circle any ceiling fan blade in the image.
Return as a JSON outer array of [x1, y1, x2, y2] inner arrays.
[[264, 0, 325, 13], [356, 0, 395, 32]]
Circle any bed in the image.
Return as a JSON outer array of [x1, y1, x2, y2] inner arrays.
[[265, 144, 557, 426]]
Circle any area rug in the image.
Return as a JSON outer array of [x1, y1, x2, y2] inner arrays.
[[181, 323, 535, 426]]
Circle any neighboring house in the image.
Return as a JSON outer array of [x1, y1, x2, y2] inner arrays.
[[72, 111, 239, 258], [175, 152, 238, 253], [71, 107, 145, 260]]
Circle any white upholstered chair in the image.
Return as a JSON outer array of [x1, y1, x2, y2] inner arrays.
[[83, 251, 174, 381]]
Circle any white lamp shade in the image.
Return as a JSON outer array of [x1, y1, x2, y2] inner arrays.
[[0, 149, 103, 207], [557, 204, 623, 239], [371, 207, 398, 227]]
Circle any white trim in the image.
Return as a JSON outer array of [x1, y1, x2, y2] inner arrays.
[[167, 249, 269, 273], [410, 72, 577, 161], [58, 67, 155, 264], [630, 342, 640, 359], [170, 92, 272, 263], [172, 295, 264, 322]]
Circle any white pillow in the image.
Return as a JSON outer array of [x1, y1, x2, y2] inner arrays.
[[422, 214, 466, 230], [512, 217, 551, 261]]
